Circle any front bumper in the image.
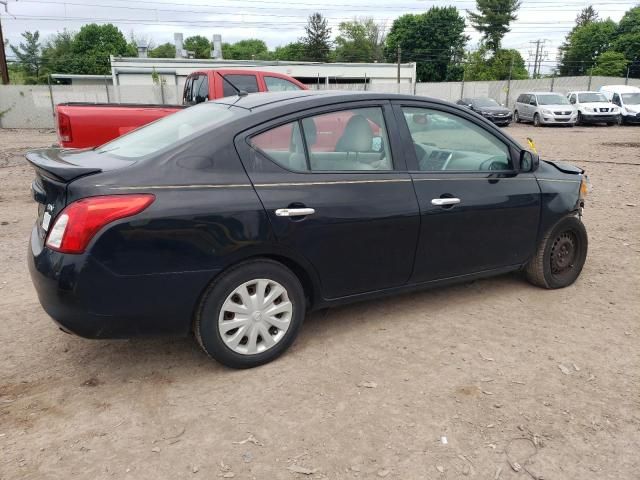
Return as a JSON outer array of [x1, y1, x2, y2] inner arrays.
[[540, 114, 576, 125], [28, 224, 216, 338], [580, 113, 619, 123], [622, 112, 640, 124], [482, 114, 512, 125]]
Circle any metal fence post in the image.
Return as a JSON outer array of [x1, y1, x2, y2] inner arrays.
[[104, 75, 110, 103], [47, 75, 55, 121], [587, 67, 593, 91], [550, 74, 555, 92], [460, 66, 465, 100], [160, 78, 166, 104]]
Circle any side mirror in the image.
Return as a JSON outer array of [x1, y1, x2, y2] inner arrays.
[[519, 150, 539, 172]]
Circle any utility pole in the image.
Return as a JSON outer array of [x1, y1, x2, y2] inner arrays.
[[506, 54, 514, 107], [0, 15, 10, 84], [396, 45, 401, 94], [528, 39, 547, 78]]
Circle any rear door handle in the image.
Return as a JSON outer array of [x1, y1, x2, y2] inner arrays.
[[431, 198, 461, 206], [275, 208, 316, 217]]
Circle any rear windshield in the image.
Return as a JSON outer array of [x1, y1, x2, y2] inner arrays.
[[578, 93, 607, 103], [95, 103, 247, 158], [537, 94, 570, 105]]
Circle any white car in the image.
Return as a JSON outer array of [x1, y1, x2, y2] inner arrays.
[[599, 85, 640, 125], [567, 91, 620, 126]]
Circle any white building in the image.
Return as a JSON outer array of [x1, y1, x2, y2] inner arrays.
[[109, 56, 417, 92]]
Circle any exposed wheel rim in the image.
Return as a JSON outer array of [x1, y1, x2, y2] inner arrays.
[[218, 279, 293, 355], [550, 231, 578, 280]]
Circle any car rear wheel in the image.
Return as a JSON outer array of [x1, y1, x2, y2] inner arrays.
[[194, 259, 305, 368], [514, 110, 521, 123], [533, 113, 541, 127], [525, 215, 588, 289]]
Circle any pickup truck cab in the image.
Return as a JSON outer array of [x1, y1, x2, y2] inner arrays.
[[56, 69, 307, 148], [567, 91, 621, 125]]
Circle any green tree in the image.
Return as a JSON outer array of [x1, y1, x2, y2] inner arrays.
[[223, 39, 269, 60], [468, 0, 521, 54], [183, 35, 211, 59], [148, 42, 176, 58], [385, 7, 468, 82], [10, 31, 43, 83], [272, 42, 306, 61], [72, 24, 135, 74], [592, 50, 628, 76], [335, 18, 386, 62], [558, 19, 618, 75], [612, 6, 640, 73], [40, 30, 76, 75], [302, 13, 332, 62], [575, 5, 598, 27], [465, 47, 528, 80]]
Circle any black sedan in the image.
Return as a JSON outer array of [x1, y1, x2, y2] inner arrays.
[[28, 91, 588, 368], [457, 97, 513, 126]]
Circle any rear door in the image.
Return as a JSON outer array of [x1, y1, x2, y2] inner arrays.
[[236, 101, 420, 299], [393, 101, 541, 282]]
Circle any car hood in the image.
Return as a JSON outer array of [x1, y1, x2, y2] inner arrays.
[[477, 106, 511, 113], [539, 104, 575, 110], [580, 102, 617, 109]]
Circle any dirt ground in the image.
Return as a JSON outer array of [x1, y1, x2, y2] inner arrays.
[[0, 124, 638, 480]]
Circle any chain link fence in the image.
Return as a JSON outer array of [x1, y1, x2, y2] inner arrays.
[[1, 76, 639, 129]]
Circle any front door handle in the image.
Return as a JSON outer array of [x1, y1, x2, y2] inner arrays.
[[275, 208, 316, 217], [431, 198, 461, 206]]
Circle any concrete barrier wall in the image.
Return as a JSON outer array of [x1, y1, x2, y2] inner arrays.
[[1, 76, 639, 129]]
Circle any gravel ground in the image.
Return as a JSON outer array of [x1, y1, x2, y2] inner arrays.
[[0, 124, 638, 480]]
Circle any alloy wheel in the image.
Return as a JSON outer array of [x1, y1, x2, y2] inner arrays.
[[218, 279, 293, 355]]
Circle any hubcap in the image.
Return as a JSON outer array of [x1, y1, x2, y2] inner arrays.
[[218, 279, 293, 355], [550, 232, 577, 276]]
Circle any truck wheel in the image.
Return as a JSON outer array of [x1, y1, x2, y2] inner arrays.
[[525, 216, 588, 289], [533, 113, 541, 127], [194, 259, 306, 368], [616, 115, 623, 126]]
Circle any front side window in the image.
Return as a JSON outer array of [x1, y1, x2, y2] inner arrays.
[[401, 107, 511, 172], [249, 107, 393, 172], [264, 76, 303, 92], [222, 74, 259, 97]]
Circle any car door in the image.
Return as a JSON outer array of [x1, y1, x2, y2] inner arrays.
[[236, 101, 421, 299], [392, 101, 541, 282]]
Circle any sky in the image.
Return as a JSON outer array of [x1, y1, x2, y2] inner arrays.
[[1, 0, 638, 74]]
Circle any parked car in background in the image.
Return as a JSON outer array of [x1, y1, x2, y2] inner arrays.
[[599, 85, 640, 124], [28, 91, 589, 368], [56, 69, 307, 148], [456, 97, 512, 126], [567, 91, 621, 125], [513, 92, 577, 127]]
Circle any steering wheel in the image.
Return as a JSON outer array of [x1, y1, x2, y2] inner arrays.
[[478, 156, 509, 171]]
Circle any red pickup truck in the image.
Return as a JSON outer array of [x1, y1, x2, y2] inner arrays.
[[56, 69, 307, 149]]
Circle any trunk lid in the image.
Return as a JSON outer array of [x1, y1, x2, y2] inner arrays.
[[26, 148, 134, 239]]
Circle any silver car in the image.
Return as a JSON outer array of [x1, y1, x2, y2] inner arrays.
[[513, 92, 577, 127]]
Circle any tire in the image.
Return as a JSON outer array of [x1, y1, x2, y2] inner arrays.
[[533, 113, 541, 127], [576, 112, 582, 125], [514, 110, 521, 123], [194, 259, 306, 368], [525, 215, 588, 289], [616, 115, 623, 126]]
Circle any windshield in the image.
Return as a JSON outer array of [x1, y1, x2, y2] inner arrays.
[[622, 93, 640, 105], [578, 93, 607, 103], [473, 98, 500, 108], [95, 103, 247, 158], [537, 94, 570, 105]]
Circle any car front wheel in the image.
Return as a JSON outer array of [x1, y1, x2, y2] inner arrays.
[[194, 259, 306, 368], [525, 215, 588, 289], [533, 113, 542, 127], [514, 110, 520, 123]]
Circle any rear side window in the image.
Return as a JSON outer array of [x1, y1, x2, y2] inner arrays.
[[264, 76, 302, 92], [222, 74, 259, 97], [250, 107, 393, 172]]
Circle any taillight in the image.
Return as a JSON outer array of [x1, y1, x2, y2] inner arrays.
[[57, 112, 72, 143], [46, 194, 155, 254]]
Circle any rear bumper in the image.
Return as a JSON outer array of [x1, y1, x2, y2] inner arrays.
[[28, 225, 218, 338]]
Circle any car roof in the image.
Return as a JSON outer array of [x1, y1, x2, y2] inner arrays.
[[525, 92, 566, 95], [208, 90, 449, 111], [600, 85, 640, 92]]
